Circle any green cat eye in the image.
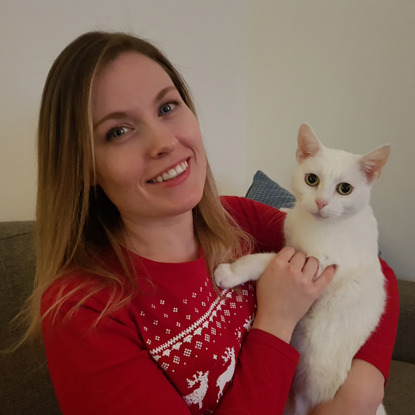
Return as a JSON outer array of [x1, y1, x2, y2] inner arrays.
[[305, 173, 320, 187], [337, 182, 353, 195]]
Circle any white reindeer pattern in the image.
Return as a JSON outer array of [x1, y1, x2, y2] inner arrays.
[[216, 347, 236, 400], [183, 370, 210, 409]]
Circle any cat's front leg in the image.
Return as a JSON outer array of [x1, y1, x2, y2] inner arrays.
[[214, 253, 276, 288]]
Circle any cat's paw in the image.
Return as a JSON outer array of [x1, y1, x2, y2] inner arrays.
[[214, 263, 239, 289]]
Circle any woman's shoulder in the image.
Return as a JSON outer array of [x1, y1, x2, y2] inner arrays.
[[221, 195, 286, 253], [221, 195, 285, 217], [40, 265, 131, 321]]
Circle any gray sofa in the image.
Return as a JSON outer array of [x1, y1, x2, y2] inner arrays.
[[1, 220, 414, 414]]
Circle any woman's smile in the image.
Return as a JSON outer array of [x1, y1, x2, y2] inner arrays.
[[148, 159, 189, 184]]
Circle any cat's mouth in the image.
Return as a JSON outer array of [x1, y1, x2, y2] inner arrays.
[[311, 210, 330, 220], [311, 209, 343, 221]]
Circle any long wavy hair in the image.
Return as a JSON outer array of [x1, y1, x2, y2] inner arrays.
[[22, 31, 252, 341]]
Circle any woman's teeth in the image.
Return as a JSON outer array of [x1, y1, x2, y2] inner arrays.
[[151, 161, 188, 183]]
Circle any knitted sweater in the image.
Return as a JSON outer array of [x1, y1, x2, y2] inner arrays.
[[41, 196, 398, 414]]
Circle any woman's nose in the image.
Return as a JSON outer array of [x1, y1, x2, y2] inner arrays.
[[146, 124, 178, 158]]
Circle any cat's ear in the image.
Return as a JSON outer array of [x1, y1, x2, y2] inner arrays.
[[359, 145, 391, 183], [296, 124, 323, 162]]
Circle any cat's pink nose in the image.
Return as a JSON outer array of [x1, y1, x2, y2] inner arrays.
[[316, 199, 328, 210]]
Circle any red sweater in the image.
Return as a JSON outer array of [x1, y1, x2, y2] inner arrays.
[[41, 196, 399, 414]]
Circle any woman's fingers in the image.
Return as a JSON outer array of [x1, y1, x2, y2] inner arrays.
[[287, 251, 307, 270], [276, 246, 296, 261], [301, 256, 319, 275], [314, 264, 336, 291], [277, 247, 320, 278]]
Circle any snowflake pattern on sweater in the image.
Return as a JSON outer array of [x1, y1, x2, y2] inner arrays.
[[135, 252, 256, 414]]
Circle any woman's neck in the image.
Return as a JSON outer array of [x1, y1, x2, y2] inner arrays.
[[120, 211, 200, 263]]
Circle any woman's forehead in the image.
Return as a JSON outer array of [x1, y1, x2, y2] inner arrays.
[[95, 52, 171, 90], [91, 52, 175, 117]]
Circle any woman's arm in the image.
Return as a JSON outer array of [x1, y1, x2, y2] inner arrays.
[[309, 359, 385, 415], [218, 329, 299, 414], [354, 259, 400, 381]]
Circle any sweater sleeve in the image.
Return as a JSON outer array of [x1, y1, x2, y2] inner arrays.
[[217, 329, 299, 414], [221, 196, 286, 253]]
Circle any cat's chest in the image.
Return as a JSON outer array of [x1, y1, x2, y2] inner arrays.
[[283, 208, 377, 266]]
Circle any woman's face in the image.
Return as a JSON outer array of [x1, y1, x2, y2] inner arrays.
[[91, 52, 207, 226]]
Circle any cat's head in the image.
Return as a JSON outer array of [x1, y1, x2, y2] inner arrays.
[[290, 124, 390, 220]]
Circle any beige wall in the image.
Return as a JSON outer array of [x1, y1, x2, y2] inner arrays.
[[1, 0, 413, 280], [0, 0, 250, 220], [243, 1, 414, 280]]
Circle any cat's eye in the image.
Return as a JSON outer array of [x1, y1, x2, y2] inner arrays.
[[337, 182, 353, 195], [305, 173, 320, 187]]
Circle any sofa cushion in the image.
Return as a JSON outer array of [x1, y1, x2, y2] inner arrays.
[[0, 221, 61, 414], [246, 170, 296, 209], [384, 359, 415, 414]]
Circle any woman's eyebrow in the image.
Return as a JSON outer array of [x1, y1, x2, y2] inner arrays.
[[155, 85, 177, 103], [93, 86, 178, 130], [93, 111, 128, 130]]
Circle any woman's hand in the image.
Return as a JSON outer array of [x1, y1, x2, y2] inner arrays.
[[252, 246, 335, 343]]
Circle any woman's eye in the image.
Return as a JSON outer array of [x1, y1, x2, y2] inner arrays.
[[158, 101, 178, 116], [305, 173, 320, 187], [337, 182, 354, 195], [106, 126, 130, 141]]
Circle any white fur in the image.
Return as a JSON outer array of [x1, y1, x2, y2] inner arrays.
[[214, 124, 390, 414]]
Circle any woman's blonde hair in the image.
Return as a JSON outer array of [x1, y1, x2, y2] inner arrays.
[[24, 31, 252, 342]]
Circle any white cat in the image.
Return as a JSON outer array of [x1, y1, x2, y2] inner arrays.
[[215, 124, 390, 415]]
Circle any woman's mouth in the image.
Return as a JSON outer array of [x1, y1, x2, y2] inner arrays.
[[149, 160, 189, 183]]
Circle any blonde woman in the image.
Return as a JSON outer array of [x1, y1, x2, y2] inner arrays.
[[27, 32, 398, 414]]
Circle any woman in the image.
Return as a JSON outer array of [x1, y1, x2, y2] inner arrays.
[[26, 32, 398, 414]]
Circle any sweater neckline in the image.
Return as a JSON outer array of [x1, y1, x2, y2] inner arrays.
[[121, 245, 205, 268]]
